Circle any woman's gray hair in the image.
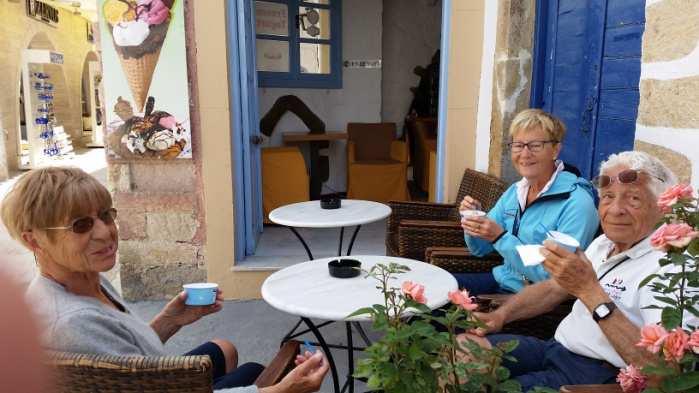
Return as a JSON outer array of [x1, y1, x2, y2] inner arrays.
[[599, 151, 678, 198]]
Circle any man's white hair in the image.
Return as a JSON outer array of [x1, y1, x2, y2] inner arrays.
[[599, 151, 678, 198]]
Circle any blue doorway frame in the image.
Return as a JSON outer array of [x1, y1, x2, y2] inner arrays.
[[227, 0, 452, 256], [226, 0, 263, 261]]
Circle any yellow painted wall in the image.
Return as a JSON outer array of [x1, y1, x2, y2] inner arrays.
[[193, 0, 272, 299], [441, 1, 485, 202]]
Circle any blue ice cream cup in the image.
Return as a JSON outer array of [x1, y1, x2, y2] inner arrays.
[[183, 283, 218, 306]]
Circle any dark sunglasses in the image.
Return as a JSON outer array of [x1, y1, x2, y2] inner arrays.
[[592, 169, 664, 188], [45, 208, 118, 234]]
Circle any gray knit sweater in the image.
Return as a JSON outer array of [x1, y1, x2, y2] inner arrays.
[[26, 274, 258, 393]]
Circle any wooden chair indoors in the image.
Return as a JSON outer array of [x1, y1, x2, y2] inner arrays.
[[346, 122, 409, 203], [262, 147, 310, 223], [405, 117, 437, 194], [48, 340, 301, 393]]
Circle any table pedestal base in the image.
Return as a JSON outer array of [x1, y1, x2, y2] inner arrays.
[[282, 318, 372, 393]]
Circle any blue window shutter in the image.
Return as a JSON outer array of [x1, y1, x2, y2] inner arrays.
[[257, 0, 342, 89]]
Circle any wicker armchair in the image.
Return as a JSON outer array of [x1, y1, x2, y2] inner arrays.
[[475, 293, 575, 340], [48, 340, 301, 392], [385, 168, 508, 262], [560, 384, 622, 393]]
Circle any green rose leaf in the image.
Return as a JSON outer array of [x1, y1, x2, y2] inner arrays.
[[661, 371, 699, 392], [347, 306, 377, 319], [643, 363, 678, 377], [662, 307, 683, 330], [688, 238, 699, 257], [639, 273, 660, 288]]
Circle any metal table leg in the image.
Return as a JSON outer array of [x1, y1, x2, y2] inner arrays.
[[352, 322, 372, 347], [287, 227, 314, 260], [302, 317, 341, 393], [346, 225, 362, 255], [342, 322, 355, 393], [337, 227, 344, 256]]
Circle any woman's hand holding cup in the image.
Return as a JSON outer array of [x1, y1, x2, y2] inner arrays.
[[460, 195, 483, 212], [462, 215, 504, 243]]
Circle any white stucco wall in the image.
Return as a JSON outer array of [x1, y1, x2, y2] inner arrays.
[[381, 0, 442, 132], [257, 0, 382, 193]]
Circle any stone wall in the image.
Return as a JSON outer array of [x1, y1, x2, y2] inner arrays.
[[112, 0, 207, 301], [0, 3, 96, 178], [634, 0, 699, 188], [487, 0, 536, 182]]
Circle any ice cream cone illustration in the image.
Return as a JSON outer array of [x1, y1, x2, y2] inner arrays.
[[104, 0, 174, 112]]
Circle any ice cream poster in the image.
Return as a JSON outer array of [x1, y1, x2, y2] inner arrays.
[[99, 0, 191, 160]]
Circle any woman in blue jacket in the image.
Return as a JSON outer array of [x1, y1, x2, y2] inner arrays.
[[459, 109, 599, 295]]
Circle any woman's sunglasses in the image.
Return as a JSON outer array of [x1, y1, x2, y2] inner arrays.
[[44, 208, 118, 234], [592, 169, 664, 188]]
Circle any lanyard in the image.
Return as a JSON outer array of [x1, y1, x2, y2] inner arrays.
[[597, 255, 631, 282]]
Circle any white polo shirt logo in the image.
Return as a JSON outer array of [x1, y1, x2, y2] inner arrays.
[[603, 277, 626, 302]]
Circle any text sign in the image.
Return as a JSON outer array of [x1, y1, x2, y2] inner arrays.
[[26, 0, 59, 25]]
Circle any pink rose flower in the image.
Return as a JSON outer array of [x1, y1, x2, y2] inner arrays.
[[617, 365, 647, 393], [657, 184, 694, 212], [448, 289, 478, 311], [650, 223, 699, 251], [401, 281, 427, 304], [636, 324, 668, 354], [688, 330, 699, 354], [663, 328, 689, 362], [159, 115, 177, 129]]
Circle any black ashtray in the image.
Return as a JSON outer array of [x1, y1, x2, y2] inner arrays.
[[320, 196, 341, 209], [328, 259, 361, 278]]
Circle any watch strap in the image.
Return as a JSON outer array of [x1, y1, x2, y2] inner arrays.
[[592, 301, 616, 322]]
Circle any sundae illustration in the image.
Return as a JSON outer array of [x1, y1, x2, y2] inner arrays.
[[110, 96, 187, 159], [103, 0, 174, 112]]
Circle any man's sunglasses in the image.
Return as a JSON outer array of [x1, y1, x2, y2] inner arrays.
[[592, 169, 664, 188], [44, 208, 118, 234]]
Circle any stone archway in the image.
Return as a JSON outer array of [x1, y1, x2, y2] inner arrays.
[[80, 51, 101, 146]]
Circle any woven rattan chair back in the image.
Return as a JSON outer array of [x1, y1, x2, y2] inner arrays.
[[48, 351, 213, 393], [455, 168, 508, 213]]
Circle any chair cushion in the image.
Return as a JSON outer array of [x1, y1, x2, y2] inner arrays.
[[347, 123, 396, 161]]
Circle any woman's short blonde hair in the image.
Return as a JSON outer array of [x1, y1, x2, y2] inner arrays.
[[509, 109, 566, 142], [0, 167, 112, 247]]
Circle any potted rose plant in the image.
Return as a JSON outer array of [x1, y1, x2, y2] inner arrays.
[[617, 184, 699, 393], [349, 262, 522, 393]]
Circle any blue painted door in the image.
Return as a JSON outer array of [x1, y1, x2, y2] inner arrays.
[[531, 0, 645, 178], [227, 0, 263, 259]]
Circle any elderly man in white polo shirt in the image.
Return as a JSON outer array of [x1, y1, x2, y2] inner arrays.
[[460, 151, 696, 391]]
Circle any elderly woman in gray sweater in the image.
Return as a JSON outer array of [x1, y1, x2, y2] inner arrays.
[[2, 167, 327, 393]]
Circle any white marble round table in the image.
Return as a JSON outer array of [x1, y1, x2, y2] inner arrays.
[[262, 255, 457, 393], [262, 255, 457, 321], [268, 200, 391, 259]]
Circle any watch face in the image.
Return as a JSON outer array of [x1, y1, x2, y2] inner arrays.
[[596, 304, 611, 318]]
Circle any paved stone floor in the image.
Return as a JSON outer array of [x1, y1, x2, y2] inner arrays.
[[131, 299, 380, 393]]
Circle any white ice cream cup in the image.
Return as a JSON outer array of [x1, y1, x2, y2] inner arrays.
[[546, 231, 580, 253], [459, 209, 486, 219]]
